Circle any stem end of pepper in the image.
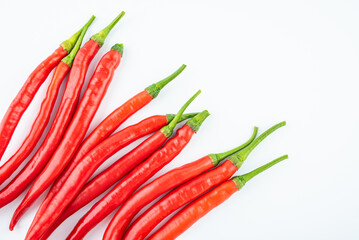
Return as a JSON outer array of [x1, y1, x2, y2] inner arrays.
[[239, 121, 285, 161], [146, 64, 187, 98], [228, 121, 286, 168], [161, 90, 201, 137], [236, 154, 288, 186], [111, 43, 124, 56], [209, 126, 259, 166], [60, 15, 96, 53], [62, 16, 95, 67], [166, 113, 199, 123], [91, 12, 125, 47], [186, 110, 210, 133]]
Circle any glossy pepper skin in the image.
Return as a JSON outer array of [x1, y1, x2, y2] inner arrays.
[[69, 127, 194, 240], [122, 121, 286, 240], [103, 127, 258, 239], [152, 181, 238, 240], [65, 99, 206, 240], [148, 155, 288, 240], [0, 62, 69, 184], [0, 16, 98, 209], [0, 34, 100, 209], [30, 92, 201, 240], [123, 161, 237, 240], [9, 34, 124, 230], [37, 65, 187, 224], [36, 113, 198, 240], [0, 16, 95, 185], [61, 64, 187, 188], [27, 112, 196, 240], [0, 20, 89, 161]]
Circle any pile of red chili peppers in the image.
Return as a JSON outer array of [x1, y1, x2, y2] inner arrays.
[[0, 12, 289, 240]]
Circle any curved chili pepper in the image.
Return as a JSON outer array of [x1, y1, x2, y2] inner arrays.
[[27, 115, 167, 240], [67, 113, 208, 240], [73, 64, 187, 167], [0, 17, 93, 161], [26, 91, 203, 240], [0, 14, 106, 209], [104, 127, 258, 239], [148, 155, 288, 240], [59, 64, 187, 186], [120, 121, 286, 240], [64, 96, 207, 240], [0, 13, 123, 208], [0, 17, 95, 185], [9, 25, 125, 229], [101, 127, 258, 240], [34, 113, 197, 240], [37, 64, 187, 224]]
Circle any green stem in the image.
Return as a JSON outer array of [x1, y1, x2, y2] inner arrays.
[[91, 11, 125, 47], [186, 110, 210, 133], [62, 16, 95, 67], [233, 155, 288, 189], [228, 121, 286, 168], [209, 127, 258, 166], [161, 90, 201, 137], [60, 15, 96, 53], [146, 64, 187, 98], [166, 113, 199, 123], [111, 44, 124, 56]]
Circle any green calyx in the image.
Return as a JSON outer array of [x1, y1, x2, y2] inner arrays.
[[166, 113, 199, 123], [208, 127, 258, 166], [60, 15, 95, 53], [91, 11, 125, 47], [145, 64, 187, 98], [186, 110, 210, 133], [232, 155, 288, 189], [60, 30, 81, 53], [228, 121, 286, 169], [161, 90, 201, 137], [111, 43, 124, 56], [62, 16, 95, 67]]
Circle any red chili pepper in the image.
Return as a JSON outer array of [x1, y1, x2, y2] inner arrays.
[[0, 13, 124, 212], [25, 91, 203, 240], [101, 127, 258, 240], [148, 155, 288, 240], [66, 64, 186, 173], [36, 64, 187, 225], [65, 96, 207, 240], [9, 14, 125, 226], [67, 115, 208, 240], [0, 17, 93, 161], [0, 13, 111, 209], [34, 113, 197, 240], [0, 17, 95, 185], [9, 39, 124, 229], [120, 121, 286, 240]]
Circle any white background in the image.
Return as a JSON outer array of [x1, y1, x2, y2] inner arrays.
[[0, 0, 358, 239]]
